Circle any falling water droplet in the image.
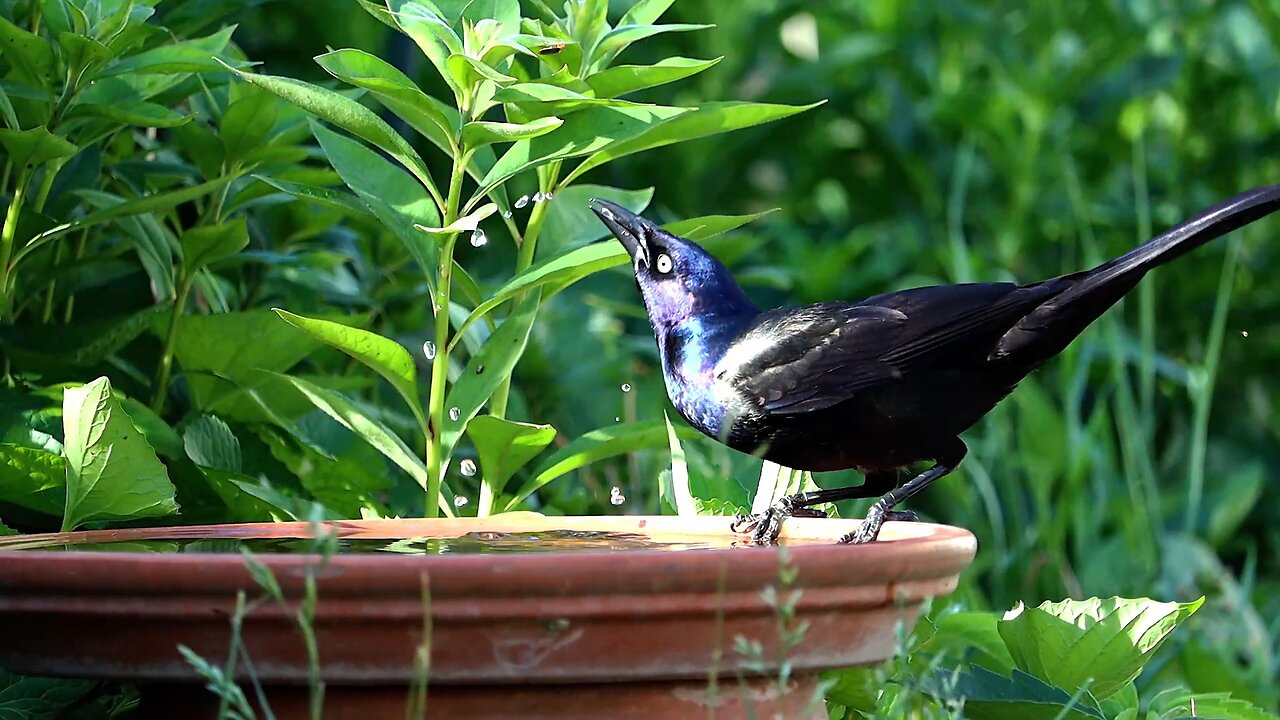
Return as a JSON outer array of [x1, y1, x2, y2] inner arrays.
[[454, 495, 469, 507], [475, 364, 485, 374], [1241, 330, 1250, 338], [460, 459, 477, 477], [514, 195, 530, 209], [470, 228, 488, 247], [423, 341, 436, 360], [621, 383, 632, 393], [532, 191, 546, 203], [614, 416, 621, 422], [449, 407, 461, 422], [609, 486, 626, 506]]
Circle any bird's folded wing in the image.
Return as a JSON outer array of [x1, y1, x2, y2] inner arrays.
[[722, 282, 1063, 415]]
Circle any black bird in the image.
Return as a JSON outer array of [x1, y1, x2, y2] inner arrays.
[[590, 186, 1280, 544]]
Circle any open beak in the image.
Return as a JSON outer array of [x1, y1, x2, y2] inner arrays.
[[590, 198, 652, 271]]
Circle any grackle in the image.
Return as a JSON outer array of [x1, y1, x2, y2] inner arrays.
[[590, 186, 1280, 544]]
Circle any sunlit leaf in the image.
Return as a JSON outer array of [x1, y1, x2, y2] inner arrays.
[[467, 415, 556, 514], [0, 443, 65, 516], [585, 56, 721, 98]]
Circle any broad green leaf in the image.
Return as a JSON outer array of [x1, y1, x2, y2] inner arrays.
[[41, 0, 74, 35], [439, 293, 541, 466], [183, 415, 242, 473], [919, 611, 1016, 676], [65, 100, 190, 128], [0, 443, 66, 516], [592, 23, 712, 64], [1148, 689, 1275, 720], [476, 103, 687, 201], [182, 219, 249, 272], [389, 0, 464, 97], [924, 667, 1105, 720], [619, 0, 677, 25], [585, 56, 721, 98], [221, 86, 279, 165], [224, 63, 441, 201], [17, 176, 236, 266], [564, 101, 822, 184], [253, 175, 369, 215], [0, 302, 169, 368], [61, 377, 179, 530], [204, 468, 296, 522], [98, 26, 241, 76], [462, 0, 520, 33], [0, 127, 78, 168], [0, 671, 98, 719], [273, 309, 427, 433], [536, 183, 652, 256], [58, 33, 113, 79], [506, 419, 698, 510], [462, 116, 563, 148], [311, 122, 442, 289], [455, 210, 772, 335], [822, 667, 881, 713], [998, 596, 1205, 701], [115, 394, 183, 459], [314, 49, 453, 152], [492, 82, 635, 114], [275, 374, 453, 517], [0, 15, 56, 86], [467, 415, 556, 513], [446, 53, 517, 88]]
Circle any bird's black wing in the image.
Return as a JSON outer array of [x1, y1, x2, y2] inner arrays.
[[720, 281, 1066, 414]]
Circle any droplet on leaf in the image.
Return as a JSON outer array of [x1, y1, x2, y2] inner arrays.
[[449, 407, 461, 422]]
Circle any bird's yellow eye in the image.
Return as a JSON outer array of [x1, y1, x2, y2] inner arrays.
[[656, 253, 673, 274]]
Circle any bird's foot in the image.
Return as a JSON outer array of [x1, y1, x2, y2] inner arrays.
[[836, 508, 919, 545], [730, 498, 827, 545]]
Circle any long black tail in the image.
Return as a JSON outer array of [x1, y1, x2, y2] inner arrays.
[[996, 184, 1280, 368]]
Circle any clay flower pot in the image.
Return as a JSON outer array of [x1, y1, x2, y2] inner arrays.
[[0, 516, 975, 719]]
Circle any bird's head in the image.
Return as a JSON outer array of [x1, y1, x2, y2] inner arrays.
[[590, 199, 756, 329]]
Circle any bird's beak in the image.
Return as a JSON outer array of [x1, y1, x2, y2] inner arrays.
[[590, 198, 652, 271]]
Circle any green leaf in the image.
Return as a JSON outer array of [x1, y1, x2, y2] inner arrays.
[[619, 0, 678, 25], [203, 468, 296, 522], [274, 374, 452, 517], [925, 667, 1105, 720], [920, 611, 1016, 676], [58, 33, 113, 79], [65, 99, 191, 128], [476, 103, 688, 197], [455, 210, 770, 336], [663, 412, 696, 516], [415, 202, 497, 235], [492, 82, 634, 114], [99, 26, 241, 77], [505, 419, 686, 510], [447, 53, 517, 88], [61, 377, 179, 531], [223, 63, 441, 202], [313, 49, 454, 152], [388, 0, 463, 97], [0, 443, 66, 516], [0, 302, 170, 368], [585, 56, 721, 98], [183, 415, 242, 473], [592, 24, 712, 64], [440, 293, 541, 465], [221, 86, 280, 165], [462, 0, 520, 33], [273, 309, 427, 434], [0, 83, 18, 129], [1148, 689, 1276, 720], [311, 122, 442, 289], [182, 219, 250, 272], [536, 183, 652, 256], [998, 596, 1205, 701], [253, 175, 369, 215], [467, 415, 556, 511], [462, 116, 563, 148], [0, 127, 78, 169], [564, 101, 822, 184], [114, 394, 183, 459], [0, 15, 56, 86]]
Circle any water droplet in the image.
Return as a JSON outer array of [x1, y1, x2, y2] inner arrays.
[[502, 210, 512, 218], [514, 195, 530, 209], [460, 458, 477, 477], [609, 486, 626, 506], [454, 495, 469, 507], [422, 341, 436, 360], [475, 364, 485, 374], [532, 191, 546, 203], [449, 407, 461, 422], [621, 383, 632, 393], [1241, 330, 1249, 338], [614, 416, 621, 422], [543, 190, 554, 200], [469, 228, 488, 247]]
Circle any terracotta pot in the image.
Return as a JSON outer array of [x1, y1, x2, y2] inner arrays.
[[0, 516, 975, 719]]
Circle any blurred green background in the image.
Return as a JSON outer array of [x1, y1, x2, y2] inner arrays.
[[173, 0, 1280, 703]]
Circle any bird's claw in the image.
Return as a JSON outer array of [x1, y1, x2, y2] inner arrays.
[[837, 509, 919, 544], [729, 498, 828, 545]]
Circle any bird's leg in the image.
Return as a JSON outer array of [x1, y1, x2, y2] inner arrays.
[[839, 439, 968, 544], [731, 470, 900, 545]]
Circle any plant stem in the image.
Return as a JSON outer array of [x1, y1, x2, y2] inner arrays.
[[151, 276, 195, 414], [0, 170, 30, 324], [423, 155, 468, 518]]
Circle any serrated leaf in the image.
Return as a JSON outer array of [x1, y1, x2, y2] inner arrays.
[[585, 56, 721, 98], [273, 309, 427, 434], [182, 219, 249, 272], [61, 377, 179, 530], [183, 415, 242, 473], [564, 101, 822, 184], [0, 443, 66, 516], [467, 416, 556, 514], [924, 666, 1105, 720], [998, 596, 1205, 701], [0, 127, 78, 169]]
